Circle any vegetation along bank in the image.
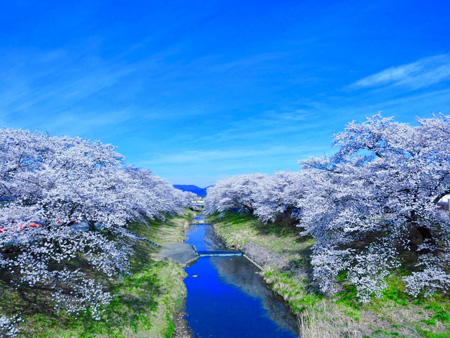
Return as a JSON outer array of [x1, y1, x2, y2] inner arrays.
[[0, 129, 198, 337], [209, 212, 450, 338], [204, 114, 450, 338], [1, 210, 195, 337]]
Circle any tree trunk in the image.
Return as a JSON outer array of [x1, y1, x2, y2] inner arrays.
[[88, 221, 96, 232]]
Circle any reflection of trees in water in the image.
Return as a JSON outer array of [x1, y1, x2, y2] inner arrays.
[[204, 224, 227, 250], [210, 256, 299, 335]]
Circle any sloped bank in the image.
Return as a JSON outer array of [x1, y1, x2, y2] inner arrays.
[[131, 210, 195, 338], [208, 212, 450, 338]]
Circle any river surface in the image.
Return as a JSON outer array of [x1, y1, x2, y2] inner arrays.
[[184, 216, 299, 337]]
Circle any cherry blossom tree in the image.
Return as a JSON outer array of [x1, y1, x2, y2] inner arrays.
[[205, 171, 309, 224], [204, 113, 450, 302], [205, 174, 270, 215], [301, 114, 450, 301], [0, 315, 20, 338], [253, 171, 309, 224], [0, 128, 190, 335]]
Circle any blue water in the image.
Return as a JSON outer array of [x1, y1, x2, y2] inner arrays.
[[184, 220, 299, 338]]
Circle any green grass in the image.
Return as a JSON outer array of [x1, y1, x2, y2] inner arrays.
[[209, 212, 450, 338], [20, 260, 185, 338], [0, 209, 196, 337], [209, 211, 313, 267], [129, 210, 195, 249]]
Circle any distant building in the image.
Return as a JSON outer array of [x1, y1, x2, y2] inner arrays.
[[192, 197, 205, 210]]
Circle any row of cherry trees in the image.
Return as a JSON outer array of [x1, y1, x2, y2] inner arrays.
[[0, 128, 194, 336], [205, 114, 450, 302]]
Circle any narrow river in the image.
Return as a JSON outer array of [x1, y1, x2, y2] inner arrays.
[[184, 216, 299, 337]]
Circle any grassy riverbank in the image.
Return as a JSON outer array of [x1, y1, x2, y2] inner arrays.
[[0, 210, 195, 338], [209, 212, 450, 338]]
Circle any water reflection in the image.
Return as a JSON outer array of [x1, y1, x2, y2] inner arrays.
[[186, 223, 226, 251], [211, 256, 298, 334], [184, 223, 299, 338]]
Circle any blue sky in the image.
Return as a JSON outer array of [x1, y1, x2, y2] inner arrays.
[[1, 0, 449, 186]]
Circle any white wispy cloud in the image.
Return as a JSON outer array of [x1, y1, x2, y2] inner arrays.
[[0, 45, 180, 116], [40, 110, 133, 136], [141, 147, 290, 165], [140, 144, 328, 167], [350, 55, 450, 90]]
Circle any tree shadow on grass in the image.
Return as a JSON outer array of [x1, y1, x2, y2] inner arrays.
[[0, 240, 167, 337]]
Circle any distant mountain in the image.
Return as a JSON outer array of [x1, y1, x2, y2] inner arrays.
[[173, 185, 213, 196]]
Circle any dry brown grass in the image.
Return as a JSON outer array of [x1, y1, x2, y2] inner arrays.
[[298, 303, 363, 338]]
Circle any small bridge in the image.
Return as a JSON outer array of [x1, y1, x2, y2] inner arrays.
[[197, 250, 243, 257]]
